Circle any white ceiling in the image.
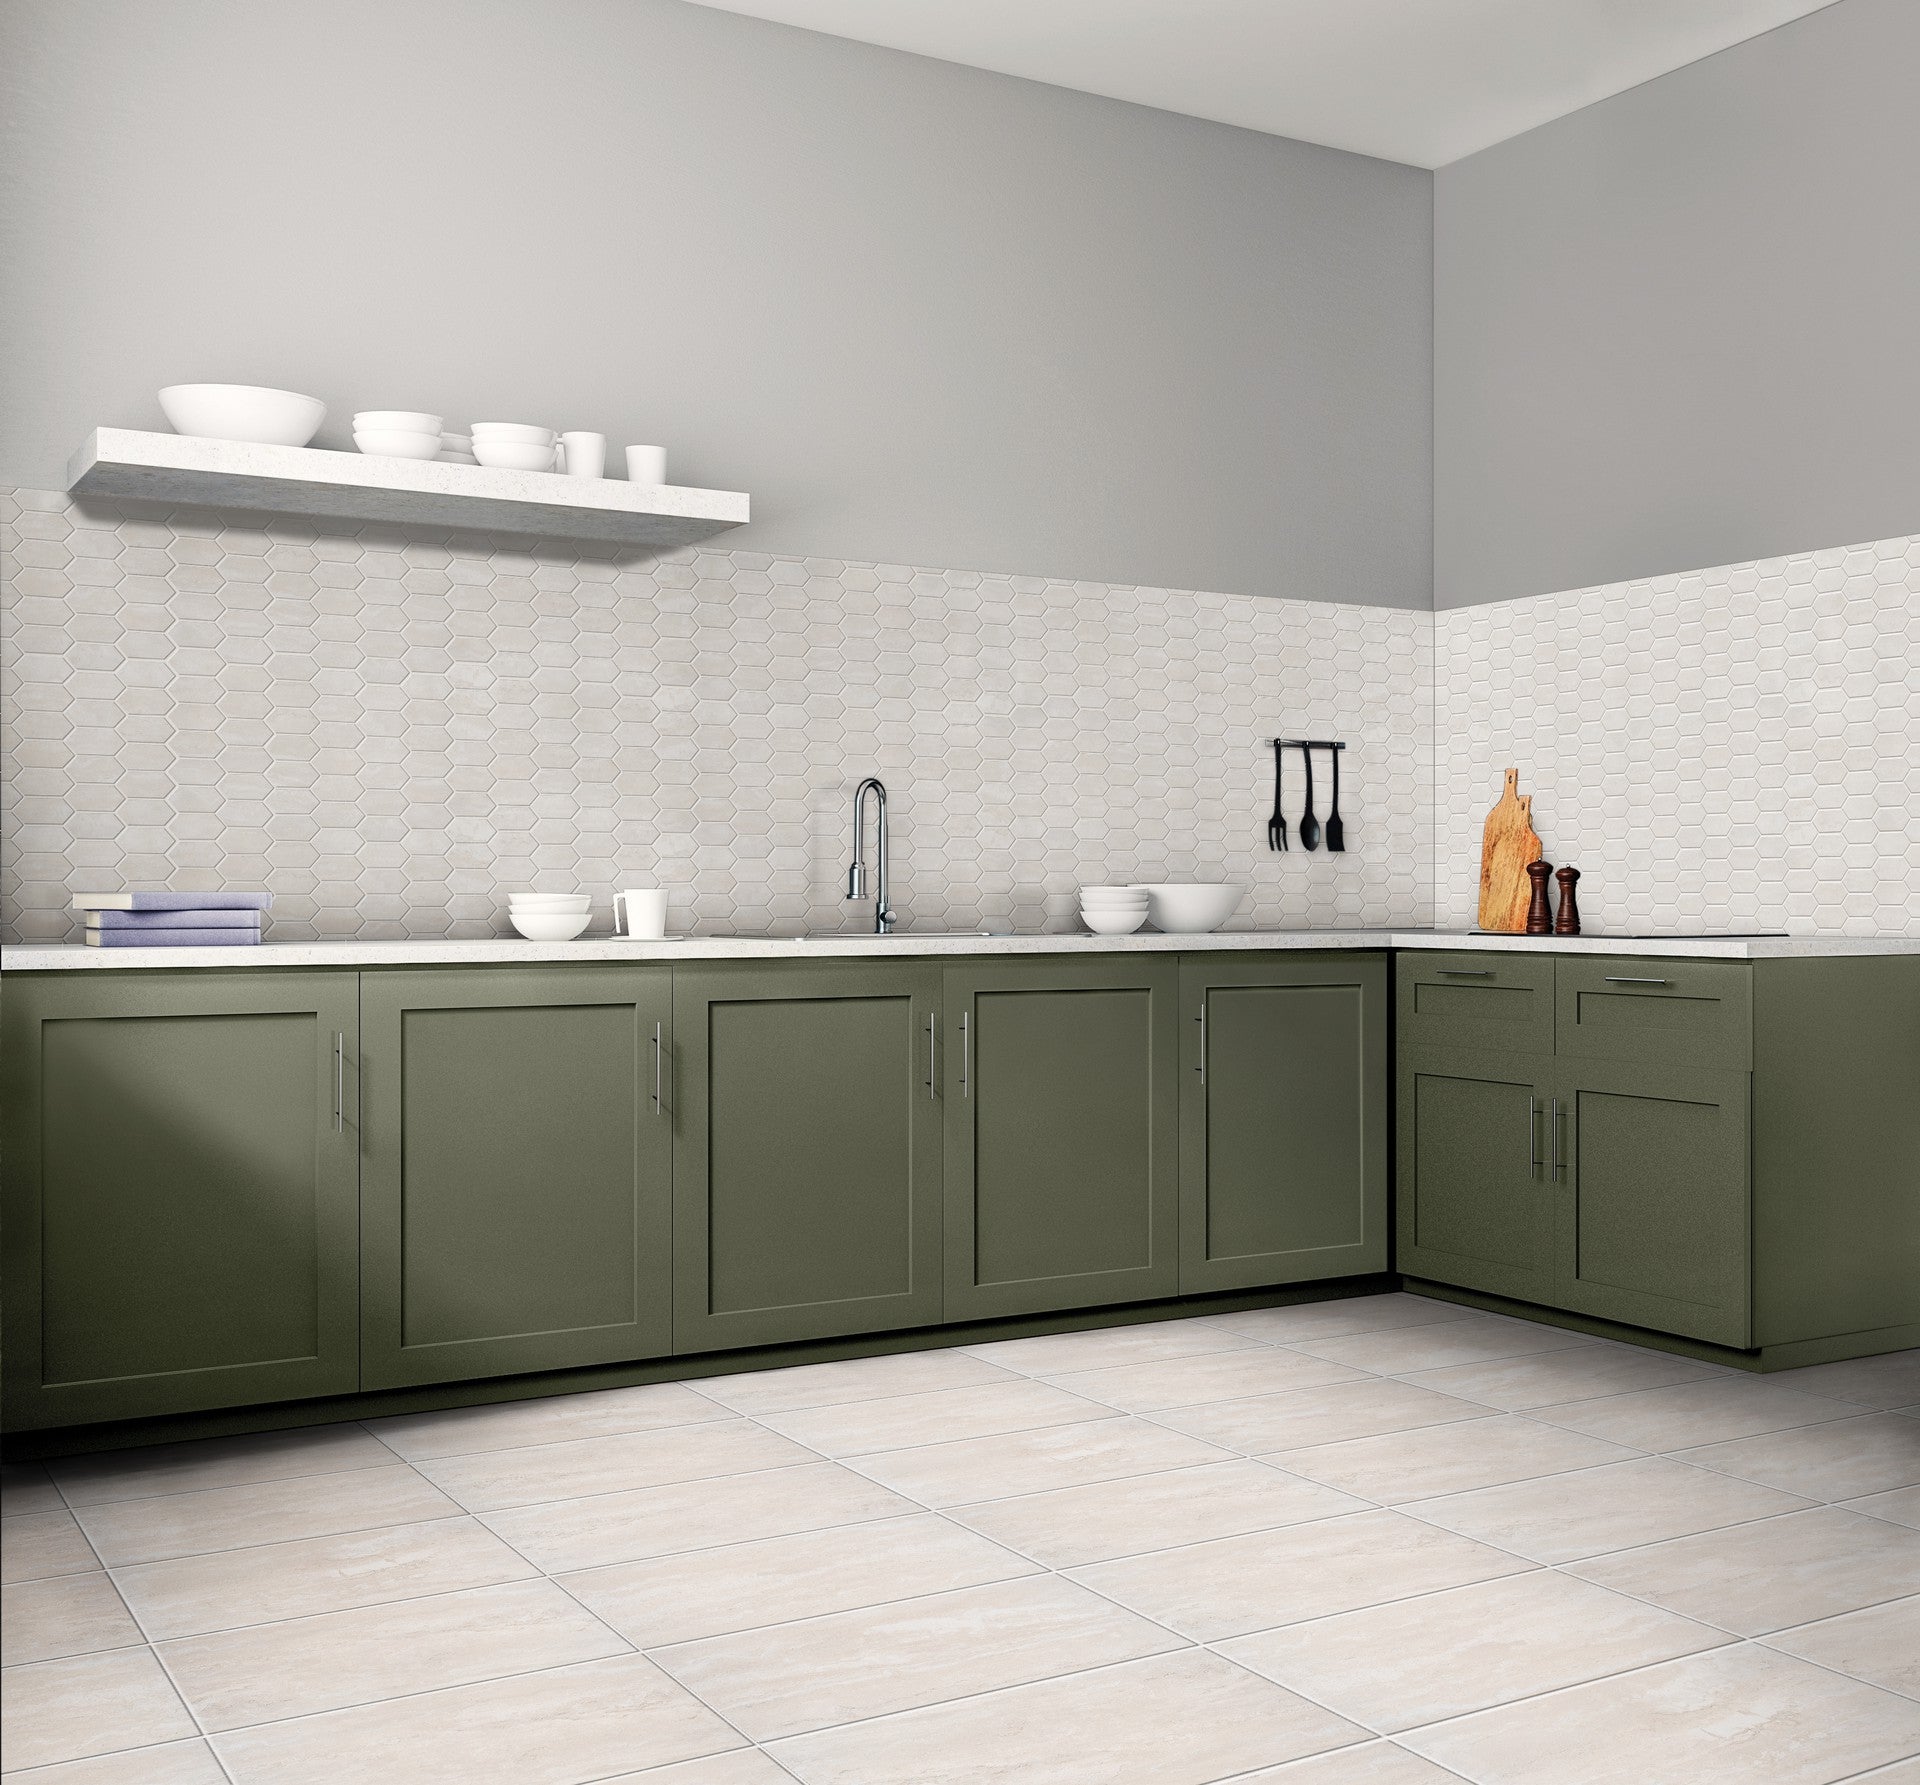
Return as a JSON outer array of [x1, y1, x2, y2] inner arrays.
[[684, 0, 1843, 167]]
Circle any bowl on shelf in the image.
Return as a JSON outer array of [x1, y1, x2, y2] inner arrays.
[[470, 421, 556, 444], [354, 410, 442, 434], [509, 910, 592, 941], [158, 383, 326, 446], [353, 428, 441, 460], [1137, 882, 1244, 933], [474, 439, 559, 471], [1081, 906, 1147, 936], [508, 892, 591, 909]]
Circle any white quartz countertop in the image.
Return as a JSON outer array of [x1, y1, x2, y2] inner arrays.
[[6, 930, 1914, 970]]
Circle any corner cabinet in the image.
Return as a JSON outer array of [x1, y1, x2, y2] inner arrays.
[[358, 967, 674, 1389], [1, 971, 361, 1430], [1179, 954, 1388, 1292], [1399, 950, 1920, 1361]]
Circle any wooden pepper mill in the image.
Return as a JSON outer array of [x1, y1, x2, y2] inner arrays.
[[1554, 866, 1582, 935], [1524, 859, 1555, 935]]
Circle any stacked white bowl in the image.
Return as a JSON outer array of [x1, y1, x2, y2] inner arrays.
[[508, 891, 592, 941], [1080, 884, 1149, 935], [439, 430, 477, 465], [354, 410, 443, 460], [471, 422, 559, 472]]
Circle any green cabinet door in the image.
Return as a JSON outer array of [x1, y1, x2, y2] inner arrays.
[[1178, 954, 1389, 1293], [360, 966, 673, 1389], [1553, 1057, 1751, 1348], [1, 970, 360, 1430], [673, 961, 943, 1352], [1397, 1045, 1556, 1303], [945, 956, 1179, 1320]]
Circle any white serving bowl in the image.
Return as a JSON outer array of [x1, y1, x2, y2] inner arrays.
[[474, 439, 558, 471], [470, 421, 556, 443], [158, 383, 325, 446], [1082, 907, 1147, 935], [355, 410, 442, 433], [509, 892, 591, 906], [353, 428, 441, 460], [509, 911, 592, 941], [1138, 882, 1244, 933]]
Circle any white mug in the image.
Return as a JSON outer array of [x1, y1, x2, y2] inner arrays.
[[613, 886, 669, 940], [559, 431, 606, 479], [625, 444, 667, 486]]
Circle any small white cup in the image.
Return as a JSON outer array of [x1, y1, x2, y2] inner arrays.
[[559, 431, 606, 479], [613, 886, 669, 939], [625, 444, 667, 486]]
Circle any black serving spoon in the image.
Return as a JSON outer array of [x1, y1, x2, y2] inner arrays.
[[1298, 743, 1320, 851], [1267, 741, 1288, 851], [1325, 748, 1345, 853]]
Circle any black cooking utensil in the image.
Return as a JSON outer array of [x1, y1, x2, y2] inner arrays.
[[1325, 747, 1345, 852], [1298, 743, 1320, 850], [1267, 741, 1288, 851]]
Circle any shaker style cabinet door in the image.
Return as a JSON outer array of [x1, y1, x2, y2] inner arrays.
[[1, 970, 361, 1430], [672, 962, 944, 1352], [1552, 1057, 1752, 1348], [1397, 1045, 1557, 1304], [944, 956, 1180, 1320], [1178, 954, 1389, 1293], [359, 966, 673, 1389]]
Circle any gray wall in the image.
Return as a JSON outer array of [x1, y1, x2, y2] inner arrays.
[[1435, 0, 1920, 609], [0, 0, 1432, 607]]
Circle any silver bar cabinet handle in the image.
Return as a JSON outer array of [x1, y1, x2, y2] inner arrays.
[[1528, 1095, 1540, 1178], [926, 1011, 937, 1100], [1440, 969, 1494, 977], [333, 1032, 344, 1133], [652, 1022, 664, 1116], [1604, 976, 1669, 986], [1195, 1005, 1207, 1081], [960, 1010, 970, 1099], [1552, 1097, 1567, 1180]]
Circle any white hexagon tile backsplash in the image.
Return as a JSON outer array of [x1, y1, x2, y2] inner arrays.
[[0, 487, 1434, 943], [1435, 535, 1920, 936]]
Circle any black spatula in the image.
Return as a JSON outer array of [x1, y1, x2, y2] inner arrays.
[[1325, 747, 1345, 852], [1298, 743, 1320, 851]]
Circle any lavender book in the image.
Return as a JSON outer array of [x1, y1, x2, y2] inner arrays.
[[86, 909, 263, 930], [73, 891, 273, 912], [84, 928, 263, 947]]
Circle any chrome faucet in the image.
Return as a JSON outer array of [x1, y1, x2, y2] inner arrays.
[[846, 777, 895, 933]]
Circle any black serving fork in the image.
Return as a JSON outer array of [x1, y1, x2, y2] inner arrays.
[[1268, 740, 1288, 851]]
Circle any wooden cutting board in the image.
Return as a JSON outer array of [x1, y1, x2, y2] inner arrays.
[[1478, 769, 1543, 933]]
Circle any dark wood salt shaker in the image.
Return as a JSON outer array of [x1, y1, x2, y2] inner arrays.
[[1524, 859, 1555, 935], [1553, 866, 1582, 935]]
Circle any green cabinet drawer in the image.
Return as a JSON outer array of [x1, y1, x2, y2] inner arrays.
[[2, 970, 362, 1430], [945, 956, 1179, 1320], [1555, 956, 1752, 1071], [360, 967, 674, 1390], [1396, 951, 1556, 1055], [673, 961, 944, 1352], [1178, 953, 1389, 1293]]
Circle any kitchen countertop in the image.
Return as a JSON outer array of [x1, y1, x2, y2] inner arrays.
[[6, 930, 1915, 970]]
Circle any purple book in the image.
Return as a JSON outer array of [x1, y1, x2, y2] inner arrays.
[[87, 909, 264, 930], [72, 891, 273, 912], [84, 929, 263, 948]]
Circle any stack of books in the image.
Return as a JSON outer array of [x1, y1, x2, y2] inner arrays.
[[72, 891, 273, 946]]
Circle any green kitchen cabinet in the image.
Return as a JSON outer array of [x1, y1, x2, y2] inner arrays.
[[359, 967, 673, 1389], [1551, 1056, 1751, 1348], [1397, 1045, 1558, 1304], [672, 961, 944, 1352], [944, 955, 1180, 1319], [1178, 953, 1388, 1292], [1, 970, 361, 1430]]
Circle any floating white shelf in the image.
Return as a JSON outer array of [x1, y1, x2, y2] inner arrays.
[[66, 429, 749, 549]]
